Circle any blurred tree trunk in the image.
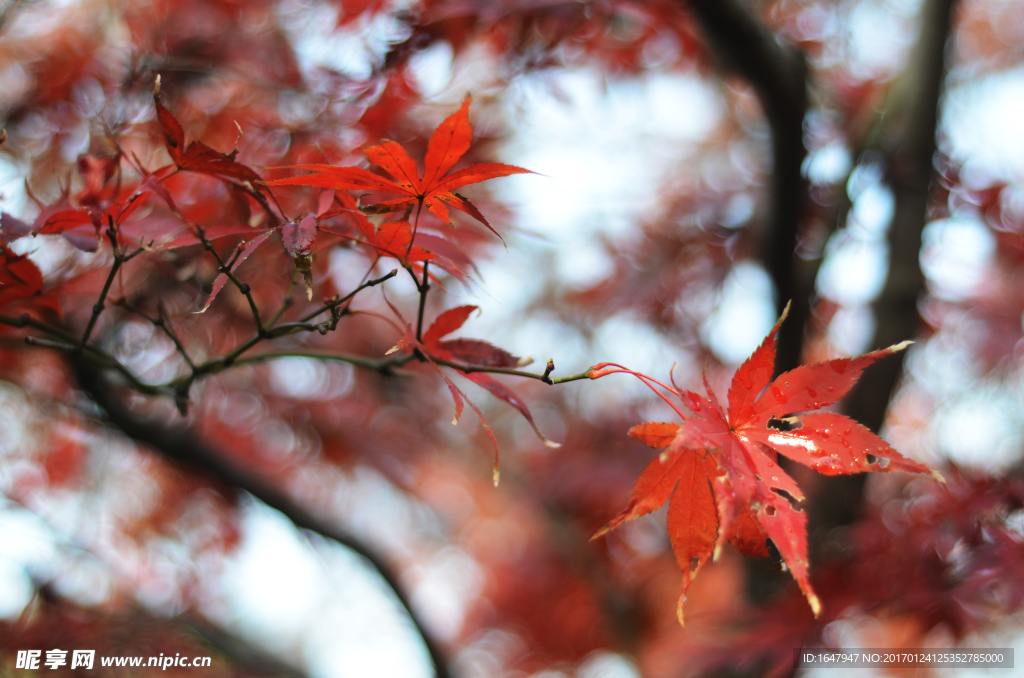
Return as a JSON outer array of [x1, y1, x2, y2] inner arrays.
[[686, 0, 810, 376], [685, 0, 960, 611], [807, 0, 959, 556]]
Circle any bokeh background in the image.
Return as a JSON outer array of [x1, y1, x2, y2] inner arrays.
[[2, 0, 1024, 676]]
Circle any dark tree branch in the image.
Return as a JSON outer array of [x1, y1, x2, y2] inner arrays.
[[430, 356, 593, 385], [685, 0, 811, 374], [79, 223, 143, 349], [71, 361, 453, 678]]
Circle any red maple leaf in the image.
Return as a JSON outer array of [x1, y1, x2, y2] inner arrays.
[[316, 191, 472, 283], [152, 83, 279, 222], [590, 303, 940, 624], [266, 96, 533, 243], [419, 305, 519, 368], [0, 243, 62, 321], [386, 304, 559, 485]]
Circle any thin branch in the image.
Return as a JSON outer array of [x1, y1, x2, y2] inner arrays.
[[24, 336, 174, 397], [1, 312, 166, 392], [79, 224, 136, 349], [181, 269, 401, 386], [0, 312, 77, 342], [115, 299, 196, 370], [147, 174, 273, 338], [5, 265, 400, 410], [267, 270, 298, 327], [430, 356, 592, 385], [196, 225, 267, 335], [296, 269, 398, 324]]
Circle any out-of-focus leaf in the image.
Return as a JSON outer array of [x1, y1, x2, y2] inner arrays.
[[197, 229, 274, 313]]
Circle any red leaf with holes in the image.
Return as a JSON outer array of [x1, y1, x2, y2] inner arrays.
[[592, 303, 939, 624], [266, 97, 533, 242]]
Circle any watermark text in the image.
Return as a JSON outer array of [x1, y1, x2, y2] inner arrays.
[[16, 650, 211, 670]]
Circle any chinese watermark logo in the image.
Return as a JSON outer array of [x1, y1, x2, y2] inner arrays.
[[15, 649, 209, 670]]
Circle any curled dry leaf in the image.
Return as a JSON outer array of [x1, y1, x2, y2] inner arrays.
[[282, 214, 318, 299]]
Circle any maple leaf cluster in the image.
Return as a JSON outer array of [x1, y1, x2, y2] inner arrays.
[[591, 304, 940, 623], [0, 84, 945, 642], [388, 303, 561, 485], [267, 96, 533, 245], [0, 87, 556, 482], [7, 0, 1019, 672]]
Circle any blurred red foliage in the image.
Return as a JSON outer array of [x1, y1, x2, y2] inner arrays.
[[2, 0, 1024, 677]]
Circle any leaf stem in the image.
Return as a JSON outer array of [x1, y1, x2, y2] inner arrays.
[[429, 356, 592, 385], [406, 198, 423, 260], [589, 363, 688, 419]]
